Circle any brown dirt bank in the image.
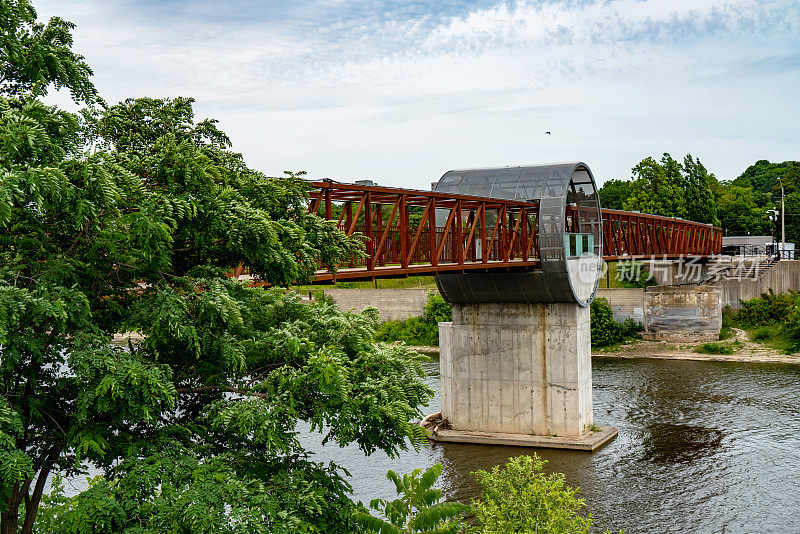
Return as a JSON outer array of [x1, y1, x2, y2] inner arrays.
[[408, 328, 800, 365]]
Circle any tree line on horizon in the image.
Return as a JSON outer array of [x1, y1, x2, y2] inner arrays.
[[599, 156, 800, 245]]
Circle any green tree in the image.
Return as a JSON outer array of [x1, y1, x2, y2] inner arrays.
[[624, 154, 688, 220], [732, 159, 799, 197], [783, 190, 800, 247], [469, 455, 601, 534], [624, 153, 719, 225], [0, 0, 95, 102], [681, 154, 718, 225], [0, 5, 433, 532], [716, 185, 771, 236], [355, 463, 467, 534], [597, 179, 631, 210]]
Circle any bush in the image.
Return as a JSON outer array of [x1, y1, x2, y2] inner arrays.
[[616, 262, 658, 288], [590, 297, 641, 348], [735, 290, 798, 326], [374, 292, 452, 346], [469, 455, 599, 534], [694, 342, 735, 355], [620, 316, 644, 338], [424, 292, 452, 323], [590, 298, 621, 347], [363, 455, 607, 534], [718, 326, 735, 340], [375, 316, 440, 346], [788, 307, 800, 353]]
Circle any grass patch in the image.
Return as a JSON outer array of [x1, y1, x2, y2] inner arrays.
[[599, 261, 658, 289], [718, 326, 735, 341], [750, 326, 777, 342], [747, 326, 796, 353], [294, 276, 436, 292], [694, 342, 737, 355]]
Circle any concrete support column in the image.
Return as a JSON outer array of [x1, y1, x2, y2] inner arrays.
[[439, 302, 592, 439]]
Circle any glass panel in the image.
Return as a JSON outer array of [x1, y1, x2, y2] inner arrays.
[[456, 170, 497, 197], [436, 172, 463, 191], [490, 168, 524, 199]]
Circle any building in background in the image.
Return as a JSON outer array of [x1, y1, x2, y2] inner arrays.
[[722, 235, 796, 259]]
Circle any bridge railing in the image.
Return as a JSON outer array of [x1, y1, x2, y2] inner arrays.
[[600, 208, 722, 259], [307, 180, 540, 281], [304, 181, 722, 281]]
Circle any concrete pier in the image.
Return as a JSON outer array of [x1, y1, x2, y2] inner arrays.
[[439, 302, 593, 439]]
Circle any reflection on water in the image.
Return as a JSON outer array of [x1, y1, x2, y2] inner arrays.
[[299, 356, 800, 534], [640, 423, 725, 464]]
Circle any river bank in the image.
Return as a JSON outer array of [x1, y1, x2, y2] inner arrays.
[[406, 328, 800, 365]]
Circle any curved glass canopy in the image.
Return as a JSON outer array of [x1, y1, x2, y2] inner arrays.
[[433, 163, 602, 306]]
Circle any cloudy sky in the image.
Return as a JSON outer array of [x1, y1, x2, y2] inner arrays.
[[36, 0, 800, 189]]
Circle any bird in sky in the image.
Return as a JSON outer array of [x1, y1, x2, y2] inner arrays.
[[545, 131, 551, 135]]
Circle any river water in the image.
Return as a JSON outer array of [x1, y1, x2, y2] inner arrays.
[[299, 356, 800, 533]]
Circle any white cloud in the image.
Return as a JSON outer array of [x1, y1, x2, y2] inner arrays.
[[33, 0, 800, 186]]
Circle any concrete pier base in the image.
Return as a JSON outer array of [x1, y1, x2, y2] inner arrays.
[[439, 302, 595, 440]]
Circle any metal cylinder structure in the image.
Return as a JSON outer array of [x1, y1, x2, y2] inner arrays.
[[433, 163, 603, 306]]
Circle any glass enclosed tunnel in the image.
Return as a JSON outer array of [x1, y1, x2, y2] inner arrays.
[[433, 163, 603, 306]]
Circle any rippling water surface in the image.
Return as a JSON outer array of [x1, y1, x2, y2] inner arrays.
[[299, 356, 800, 533]]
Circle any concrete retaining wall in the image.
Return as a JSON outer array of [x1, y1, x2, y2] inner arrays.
[[717, 260, 800, 308], [643, 285, 722, 342], [595, 288, 645, 323], [322, 288, 431, 321]]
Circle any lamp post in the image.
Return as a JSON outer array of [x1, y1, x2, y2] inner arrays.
[[778, 177, 785, 258]]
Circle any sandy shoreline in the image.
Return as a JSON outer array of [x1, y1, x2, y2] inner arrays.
[[407, 329, 800, 365]]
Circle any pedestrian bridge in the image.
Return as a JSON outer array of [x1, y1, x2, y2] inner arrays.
[[302, 163, 722, 449], [306, 164, 721, 284]]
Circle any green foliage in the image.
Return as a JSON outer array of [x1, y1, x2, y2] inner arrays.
[[590, 298, 642, 348], [750, 326, 777, 343], [0, 6, 432, 529], [375, 317, 439, 347], [694, 342, 736, 355], [715, 184, 771, 236], [784, 190, 800, 247], [468, 455, 597, 534], [735, 290, 798, 326], [718, 325, 735, 340], [724, 293, 800, 354], [375, 292, 452, 347], [788, 307, 800, 354], [624, 153, 719, 225], [616, 262, 657, 288], [423, 293, 451, 324], [681, 154, 719, 226], [355, 463, 467, 534], [597, 179, 632, 210], [624, 154, 688, 219], [0, 0, 96, 103], [731, 159, 799, 196]]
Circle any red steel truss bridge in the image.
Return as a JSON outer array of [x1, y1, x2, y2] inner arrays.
[[305, 180, 723, 282]]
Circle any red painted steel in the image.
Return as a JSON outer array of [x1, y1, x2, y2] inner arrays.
[[304, 180, 722, 282]]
